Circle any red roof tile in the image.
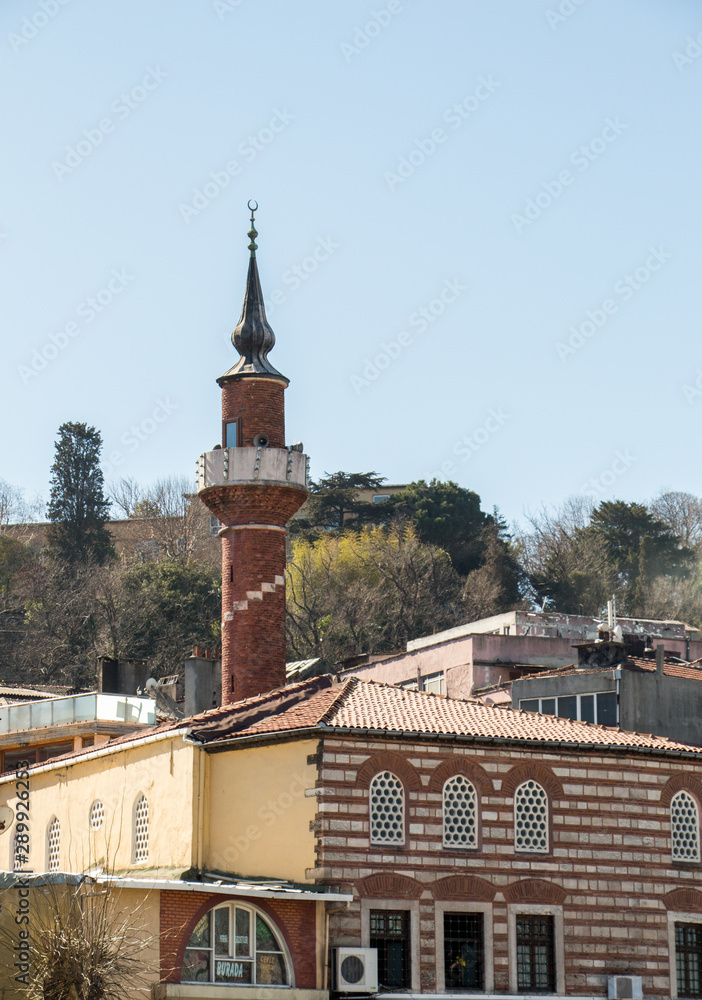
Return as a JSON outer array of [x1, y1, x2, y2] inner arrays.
[[21, 673, 702, 773]]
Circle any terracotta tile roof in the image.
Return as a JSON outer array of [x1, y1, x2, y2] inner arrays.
[[19, 674, 702, 774], [312, 678, 700, 754]]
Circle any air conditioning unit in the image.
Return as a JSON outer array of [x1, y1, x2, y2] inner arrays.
[[333, 947, 378, 992], [608, 975, 643, 1000]]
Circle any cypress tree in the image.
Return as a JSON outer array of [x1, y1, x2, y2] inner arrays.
[[46, 422, 114, 565]]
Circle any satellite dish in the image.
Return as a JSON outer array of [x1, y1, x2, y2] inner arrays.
[[145, 677, 159, 696], [0, 805, 14, 833]]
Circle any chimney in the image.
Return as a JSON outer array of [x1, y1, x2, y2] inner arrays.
[[656, 643, 665, 676]]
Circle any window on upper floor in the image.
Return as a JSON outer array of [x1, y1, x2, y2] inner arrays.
[[369, 771, 404, 845], [422, 672, 444, 695], [209, 514, 222, 536], [443, 775, 478, 849], [516, 913, 556, 993], [90, 800, 104, 831], [672, 790, 701, 863], [370, 909, 411, 990], [519, 690, 618, 726], [225, 420, 239, 449], [47, 817, 60, 872], [514, 780, 549, 853], [133, 794, 149, 863], [182, 903, 290, 985]]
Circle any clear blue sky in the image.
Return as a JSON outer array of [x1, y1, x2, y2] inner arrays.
[[2, 0, 701, 526]]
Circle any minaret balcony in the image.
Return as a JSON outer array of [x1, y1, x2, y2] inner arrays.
[[197, 446, 308, 492]]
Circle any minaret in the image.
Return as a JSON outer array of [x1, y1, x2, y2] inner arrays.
[[197, 203, 309, 705]]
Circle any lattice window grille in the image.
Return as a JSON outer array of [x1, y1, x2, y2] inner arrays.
[[47, 818, 60, 872], [672, 790, 700, 862], [370, 771, 404, 844], [89, 800, 104, 831], [134, 794, 149, 863], [514, 780, 548, 852], [443, 774, 478, 848]]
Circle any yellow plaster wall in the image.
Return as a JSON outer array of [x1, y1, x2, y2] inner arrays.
[[0, 737, 196, 874], [206, 740, 318, 881]]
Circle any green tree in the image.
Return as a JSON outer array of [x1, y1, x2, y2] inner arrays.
[[286, 524, 463, 665], [586, 500, 692, 614], [388, 480, 492, 576], [463, 522, 524, 620], [295, 471, 388, 534], [46, 422, 114, 565], [112, 560, 221, 675]]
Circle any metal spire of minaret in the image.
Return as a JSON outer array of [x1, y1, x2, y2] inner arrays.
[[218, 200, 287, 384]]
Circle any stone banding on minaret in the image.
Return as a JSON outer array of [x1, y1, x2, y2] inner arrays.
[[197, 204, 309, 705]]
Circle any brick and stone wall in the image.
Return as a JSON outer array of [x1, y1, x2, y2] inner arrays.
[[221, 377, 286, 448], [316, 735, 702, 997]]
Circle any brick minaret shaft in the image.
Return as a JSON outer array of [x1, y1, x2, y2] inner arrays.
[[198, 206, 308, 705]]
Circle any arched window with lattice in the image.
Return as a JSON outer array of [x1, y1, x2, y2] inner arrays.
[[133, 794, 149, 863], [671, 789, 700, 862], [369, 771, 404, 844], [47, 817, 60, 872], [442, 774, 478, 849], [514, 780, 548, 852]]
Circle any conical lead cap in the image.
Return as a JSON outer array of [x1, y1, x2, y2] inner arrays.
[[218, 202, 288, 384]]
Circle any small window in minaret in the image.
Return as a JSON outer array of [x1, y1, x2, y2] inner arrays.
[[225, 421, 239, 448]]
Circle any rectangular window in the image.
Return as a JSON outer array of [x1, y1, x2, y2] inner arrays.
[[210, 515, 222, 536], [225, 421, 239, 448], [516, 914, 555, 993], [444, 912, 484, 990], [519, 691, 618, 725], [676, 922, 702, 997], [556, 695, 577, 721], [580, 693, 595, 723], [596, 690, 618, 725], [3, 749, 37, 774], [422, 672, 444, 695], [373, 494, 390, 502], [370, 910, 410, 990]]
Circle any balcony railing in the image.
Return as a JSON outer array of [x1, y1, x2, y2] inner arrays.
[[197, 447, 308, 492], [0, 693, 156, 734]]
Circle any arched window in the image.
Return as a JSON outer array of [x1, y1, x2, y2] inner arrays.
[[182, 903, 290, 985], [514, 780, 548, 852], [133, 794, 149, 863], [443, 774, 478, 848], [369, 771, 404, 844], [47, 817, 60, 872], [671, 790, 700, 862], [89, 800, 104, 831]]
